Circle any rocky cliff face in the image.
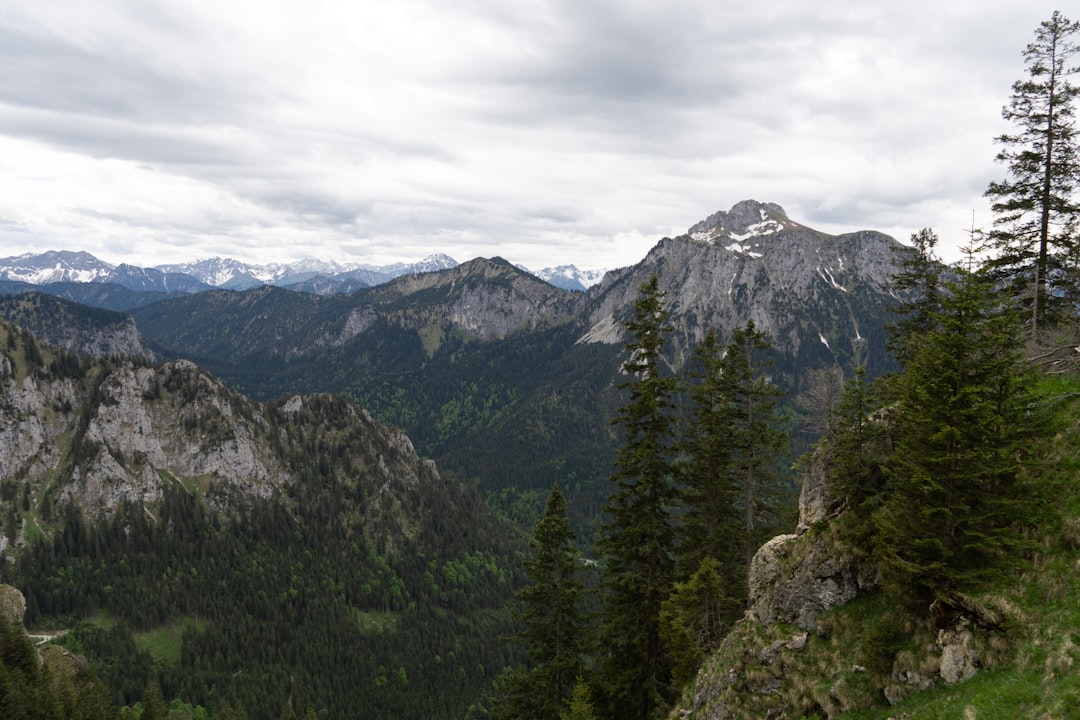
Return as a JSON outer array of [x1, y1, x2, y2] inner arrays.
[[0, 584, 26, 627], [0, 350, 286, 522], [675, 420, 1002, 719], [744, 439, 879, 634], [0, 322, 449, 553], [62, 359, 289, 514]]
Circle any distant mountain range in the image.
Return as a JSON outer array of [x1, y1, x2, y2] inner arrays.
[[0, 249, 608, 300]]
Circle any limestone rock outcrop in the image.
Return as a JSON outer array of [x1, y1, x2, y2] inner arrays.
[[0, 333, 445, 553], [0, 584, 26, 627]]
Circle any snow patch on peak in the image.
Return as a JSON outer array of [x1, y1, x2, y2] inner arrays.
[[729, 219, 784, 241], [688, 207, 786, 251], [725, 242, 764, 259]]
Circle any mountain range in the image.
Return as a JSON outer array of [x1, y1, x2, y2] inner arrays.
[[0, 249, 607, 300]]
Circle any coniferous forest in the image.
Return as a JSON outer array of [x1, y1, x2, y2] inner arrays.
[[3, 10, 1080, 720]]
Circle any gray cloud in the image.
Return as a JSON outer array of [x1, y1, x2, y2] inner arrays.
[[0, 0, 1070, 269]]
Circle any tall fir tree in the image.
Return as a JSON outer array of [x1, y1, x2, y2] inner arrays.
[[678, 327, 737, 577], [887, 228, 944, 366], [720, 320, 787, 576], [495, 483, 583, 720], [658, 556, 731, 686], [595, 275, 679, 720], [826, 367, 889, 516], [668, 321, 787, 686], [985, 11, 1080, 333], [875, 251, 1042, 605], [677, 322, 785, 612]]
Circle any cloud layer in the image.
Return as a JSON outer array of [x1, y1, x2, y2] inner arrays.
[[0, 1, 1067, 269]]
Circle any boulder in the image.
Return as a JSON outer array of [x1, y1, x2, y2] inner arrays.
[[747, 525, 878, 633], [0, 584, 26, 627]]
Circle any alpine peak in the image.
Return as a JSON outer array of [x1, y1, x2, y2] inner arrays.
[[686, 200, 803, 246]]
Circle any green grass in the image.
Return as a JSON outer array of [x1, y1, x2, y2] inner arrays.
[[834, 375, 1080, 719], [352, 608, 400, 635], [84, 610, 116, 631], [419, 325, 444, 359], [134, 617, 207, 667], [840, 664, 1079, 719]]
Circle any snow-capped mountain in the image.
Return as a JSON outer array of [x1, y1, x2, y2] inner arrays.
[[375, 253, 459, 277], [154, 258, 297, 289], [154, 253, 460, 290], [0, 250, 115, 284], [104, 264, 213, 293], [523, 264, 608, 292], [0, 251, 464, 299]]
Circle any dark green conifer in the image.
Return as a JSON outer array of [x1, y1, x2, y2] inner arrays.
[[826, 367, 889, 514], [658, 557, 730, 685], [595, 275, 679, 720], [875, 253, 1041, 604], [678, 328, 737, 576], [496, 483, 583, 720], [888, 228, 944, 365], [719, 320, 787, 576]]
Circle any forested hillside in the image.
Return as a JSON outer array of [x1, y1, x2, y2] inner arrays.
[[0, 322, 527, 719]]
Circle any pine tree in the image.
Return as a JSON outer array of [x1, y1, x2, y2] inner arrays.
[[595, 275, 679, 720], [678, 328, 737, 576], [496, 483, 583, 720], [888, 228, 944, 365], [721, 320, 787, 576], [826, 367, 889, 514], [560, 678, 598, 720], [677, 321, 786, 624], [658, 557, 731, 685], [985, 11, 1080, 333], [875, 252, 1041, 605], [140, 678, 167, 720]]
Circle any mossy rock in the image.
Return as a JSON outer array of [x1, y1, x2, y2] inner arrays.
[[0, 583, 26, 627]]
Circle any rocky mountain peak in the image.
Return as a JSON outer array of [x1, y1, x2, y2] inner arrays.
[[0, 250, 114, 284], [361, 256, 578, 341], [686, 199, 804, 244], [580, 201, 902, 378]]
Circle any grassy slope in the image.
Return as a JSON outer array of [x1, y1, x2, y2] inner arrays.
[[838, 374, 1080, 718], [678, 374, 1080, 719]]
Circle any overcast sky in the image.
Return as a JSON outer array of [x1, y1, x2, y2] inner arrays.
[[0, 1, 1070, 271]]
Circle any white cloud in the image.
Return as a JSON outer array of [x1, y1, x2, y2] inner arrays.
[[0, 0, 1070, 270]]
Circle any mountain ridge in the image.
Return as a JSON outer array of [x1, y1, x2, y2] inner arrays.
[[1, 249, 609, 298]]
